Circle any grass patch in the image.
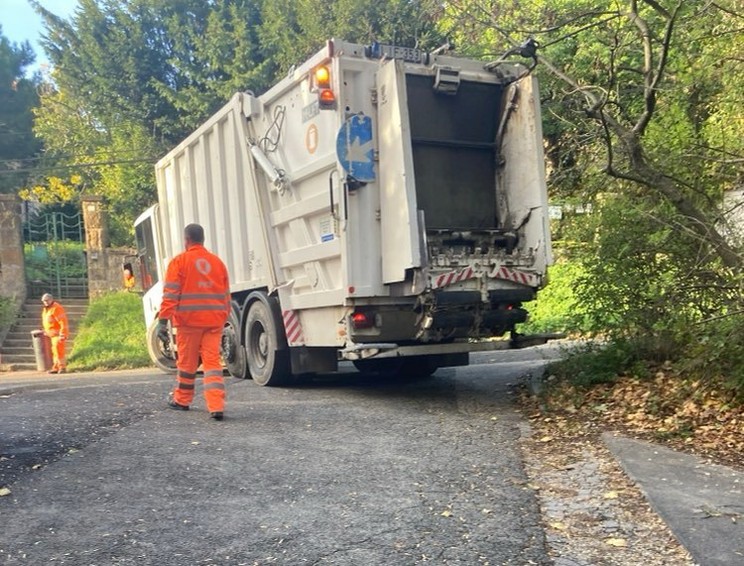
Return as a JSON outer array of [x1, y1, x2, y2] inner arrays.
[[68, 292, 150, 371]]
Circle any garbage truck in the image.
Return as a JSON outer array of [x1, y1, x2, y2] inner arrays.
[[134, 39, 553, 385]]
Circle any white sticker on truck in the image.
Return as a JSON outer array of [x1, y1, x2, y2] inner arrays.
[[319, 217, 334, 242]]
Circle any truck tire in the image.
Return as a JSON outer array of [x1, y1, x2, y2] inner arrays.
[[244, 295, 291, 386], [146, 319, 177, 374], [353, 356, 439, 379], [222, 308, 247, 379]]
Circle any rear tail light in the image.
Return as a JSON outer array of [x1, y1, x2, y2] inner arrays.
[[351, 311, 374, 329]]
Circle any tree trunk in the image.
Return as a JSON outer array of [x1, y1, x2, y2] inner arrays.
[[619, 134, 743, 271]]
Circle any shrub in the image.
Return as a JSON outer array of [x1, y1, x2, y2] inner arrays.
[[546, 339, 650, 388], [520, 260, 592, 335], [681, 312, 744, 400], [0, 296, 18, 336]]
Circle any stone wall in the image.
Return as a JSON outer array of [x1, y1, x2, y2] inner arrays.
[[0, 195, 26, 302], [81, 196, 139, 297], [0, 195, 26, 344], [87, 247, 139, 297]]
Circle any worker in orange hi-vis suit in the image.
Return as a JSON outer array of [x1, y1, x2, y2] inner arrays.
[[158, 223, 231, 421], [41, 293, 69, 374]]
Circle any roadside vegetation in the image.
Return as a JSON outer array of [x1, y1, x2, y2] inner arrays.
[[0, 296, 18, 339], [67, 292, 149, 371]]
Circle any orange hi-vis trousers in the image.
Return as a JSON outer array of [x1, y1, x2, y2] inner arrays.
[[172, 326, 225, 413], [50, 335, 66, 371]]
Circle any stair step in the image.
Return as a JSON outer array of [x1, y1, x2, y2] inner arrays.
[[1, 300, 87, 372], [10, 322, 83, 329], [21, 309, 88, 316], [1, 357, 37, 365], [1, 346, 35, 355], [3, 338, 34, 347], [1, 357, 36, 365], [0, 363, 39, 372], [18, 307, 88, 318]]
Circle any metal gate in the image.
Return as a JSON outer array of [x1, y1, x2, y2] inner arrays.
[[23, 209, 88, 299]]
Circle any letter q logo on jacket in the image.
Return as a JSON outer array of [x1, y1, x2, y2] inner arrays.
[[196, 258, 212, 275]]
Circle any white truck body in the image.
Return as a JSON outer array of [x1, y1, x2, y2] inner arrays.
[[135, 40, 552, 381]]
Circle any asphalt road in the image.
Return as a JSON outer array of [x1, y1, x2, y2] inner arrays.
[[0, 348, 560, 565]]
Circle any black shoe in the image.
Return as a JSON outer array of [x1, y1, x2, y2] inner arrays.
[[47, 369, 59, 374], [168, 400, 190, 411], [210, 411, 224, 421]]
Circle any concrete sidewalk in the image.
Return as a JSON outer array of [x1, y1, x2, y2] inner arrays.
[[604, 433, 744, 566]]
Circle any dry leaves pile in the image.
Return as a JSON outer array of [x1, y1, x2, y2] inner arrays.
[[524, 367, 744, 470]]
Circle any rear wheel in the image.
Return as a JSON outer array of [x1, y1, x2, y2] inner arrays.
[[245, 295, 291, 386], [146, 320, 177, 374], [222, 308, 247, 379]]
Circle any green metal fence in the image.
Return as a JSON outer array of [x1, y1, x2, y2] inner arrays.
[[23, 210, 88, 299]]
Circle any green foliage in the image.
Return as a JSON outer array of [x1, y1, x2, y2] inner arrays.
[[520, 259, 591, 334], [559, 193, 736, 339], [30, 0, 272, 245], [260, 0, 442, 74], [547, 339, 649, 388], [0, 295, 18, 335], [680, 313, 744, 400], [68, 291, 150, 371], [24, 241, 87, 281], [153, 0, 272, 133], [0, 25, 41, 193]]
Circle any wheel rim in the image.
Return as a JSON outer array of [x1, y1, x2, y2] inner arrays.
[[258, 332, 268, 358], [147, 321, 177, 373], [250, 320, 268, 369]]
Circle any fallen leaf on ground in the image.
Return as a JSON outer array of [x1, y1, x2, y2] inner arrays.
[[0, 487, 11, 497], [606, 537, 628, 547]]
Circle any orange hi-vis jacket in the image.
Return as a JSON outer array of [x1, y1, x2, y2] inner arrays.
[[159, 243, 230, 328], [42, 302, 69, 338]]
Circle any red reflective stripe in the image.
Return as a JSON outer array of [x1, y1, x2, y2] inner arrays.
[[177, 304, 228, 312], [282, 310, 305, 345], [432, 266, 475, 289]]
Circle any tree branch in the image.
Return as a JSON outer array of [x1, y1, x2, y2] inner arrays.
[[640, 0, 672, 19]]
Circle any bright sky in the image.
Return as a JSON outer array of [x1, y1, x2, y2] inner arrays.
[[0, 0, 80, 73]]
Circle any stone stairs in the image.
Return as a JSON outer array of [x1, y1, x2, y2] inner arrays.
[[0, 298, 89, 371]]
